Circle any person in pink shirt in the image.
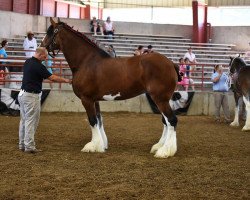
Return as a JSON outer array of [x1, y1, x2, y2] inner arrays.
[[178, 58, 189, 91]]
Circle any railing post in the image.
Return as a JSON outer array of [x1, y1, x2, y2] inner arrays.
[[201, 64, 204, 91], [59, 60, 62, 90]]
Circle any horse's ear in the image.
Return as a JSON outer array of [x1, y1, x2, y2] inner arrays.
[[58, 17, 61, 23], [50, 17, 56, 27], [229, 56, 233, 60]]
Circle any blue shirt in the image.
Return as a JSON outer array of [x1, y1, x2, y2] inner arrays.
[[211, 72, 229, 92], [0, 48, 7, 58]]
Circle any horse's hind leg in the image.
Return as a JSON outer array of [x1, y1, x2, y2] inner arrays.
[[150, 117, 168, 154], [230, 93, 240, 127], [81, 98, 105, 153], [151, 100, 177, 158], [95, 102, 108, 149], [242, 96, 250, 131]]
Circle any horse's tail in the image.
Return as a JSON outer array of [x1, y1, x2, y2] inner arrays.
[[174, 63, 182, 82]]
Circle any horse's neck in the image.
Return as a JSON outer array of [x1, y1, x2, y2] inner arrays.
[[59, 30, 100, 69]]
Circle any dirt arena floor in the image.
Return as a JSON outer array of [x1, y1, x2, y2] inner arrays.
[[0, 112, 249, 200]]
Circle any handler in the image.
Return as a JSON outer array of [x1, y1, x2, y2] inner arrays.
[[18, 47, 72, 153]]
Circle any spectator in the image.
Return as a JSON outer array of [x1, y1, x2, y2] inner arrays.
[[143, 45, 154, 54], [134, 45, 144, 56], [184, 47, 197, 64], [0, 40, 8, 59], [184, 58, 195, 91], [178, 58, 189, 91], [0, 40, 8, 87], [103, 16, 115, 38], [211, 65, 231, 123], [42, 55, 53, 88], [184, 47, 197, 74], [90, 17, 104, 36], [23, 31, 37, 58], [18, 47, 71, 153], [107, 45, 116, 58]]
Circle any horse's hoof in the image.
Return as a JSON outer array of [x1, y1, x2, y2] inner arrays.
[[230, 122, 239, 127], [150, 143, 162, 154], [154, 145, 177, 158], [242, 126, 250, 131], [81, 142, 105, 153]]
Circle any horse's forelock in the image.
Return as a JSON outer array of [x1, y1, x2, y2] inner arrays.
[[230, 57, 247, 74]]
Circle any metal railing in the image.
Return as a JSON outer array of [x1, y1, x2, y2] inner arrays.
[[0, 57, 229, 91]]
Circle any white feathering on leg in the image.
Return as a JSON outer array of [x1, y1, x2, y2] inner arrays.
[[81, 125, 105, 152], [154, 114, 177, 158], [155, 126, 177, 158], [242, 96, 250, 131], [230, 106, 240, 127], [150, 125, 167, 153]]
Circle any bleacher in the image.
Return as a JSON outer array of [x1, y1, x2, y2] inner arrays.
[[1, 31, 242, 90]]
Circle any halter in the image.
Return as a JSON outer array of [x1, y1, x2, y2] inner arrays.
[[43, 26, 61, 58]]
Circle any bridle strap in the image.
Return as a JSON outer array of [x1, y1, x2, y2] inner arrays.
[[45, 27, 61, 58]]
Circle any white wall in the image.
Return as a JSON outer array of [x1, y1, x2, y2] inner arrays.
[[0, 10, 249, 50]]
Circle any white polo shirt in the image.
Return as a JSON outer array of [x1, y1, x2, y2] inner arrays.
[[184, 52, 196, 62]]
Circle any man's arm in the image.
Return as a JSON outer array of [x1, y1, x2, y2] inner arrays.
[[212, 73, 222, 83], [48, 74, 72, 84]]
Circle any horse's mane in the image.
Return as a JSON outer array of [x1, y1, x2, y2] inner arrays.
[[47, 22, 111, 58]]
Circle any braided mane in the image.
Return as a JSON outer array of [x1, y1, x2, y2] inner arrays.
[[59, 22, 110, 57]]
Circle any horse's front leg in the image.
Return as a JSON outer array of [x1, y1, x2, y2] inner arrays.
[[230, 93, 240, 127], [95, 102, 108, 149], [242, 96, 250, 131], [81, 98, 105, 153]]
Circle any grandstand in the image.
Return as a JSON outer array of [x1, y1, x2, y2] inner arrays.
[[1, 31, 241, 91]]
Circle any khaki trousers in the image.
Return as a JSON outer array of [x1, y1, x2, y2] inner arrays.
[[18, 92, 41, 150], [213, 92, 230, 121]]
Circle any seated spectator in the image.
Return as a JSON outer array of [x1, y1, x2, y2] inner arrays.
[[184, 47, 197, 74], [103, 16, 115, 38], [184, 47, 197, 64], [23, 31, 37, 58], [143, 45, 154, 54], [134, 45, 144, 56], [107, 45, 116, 58], [178, 58, 189, 91], [90, 17, 104, 36]]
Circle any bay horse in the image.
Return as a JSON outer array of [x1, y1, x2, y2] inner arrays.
[[42, 18, 180, 158], [229, 56, 250, 131]]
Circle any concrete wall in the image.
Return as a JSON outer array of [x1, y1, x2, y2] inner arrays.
[[212, 26, 250, 51], [41, 91, 236, 117]]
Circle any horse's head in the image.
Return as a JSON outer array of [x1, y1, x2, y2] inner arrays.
[[41, 18, 64, 57], [229, 56, 246, 75]]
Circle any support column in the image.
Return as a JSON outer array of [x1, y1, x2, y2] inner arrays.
[[192, 0, 208, 43]]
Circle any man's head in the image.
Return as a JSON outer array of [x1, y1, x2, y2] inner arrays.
[[27, 31, 34, 40], [188, 47, 192, 53], [215, 65, 223, 72], [34, 47, 48, 61]]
